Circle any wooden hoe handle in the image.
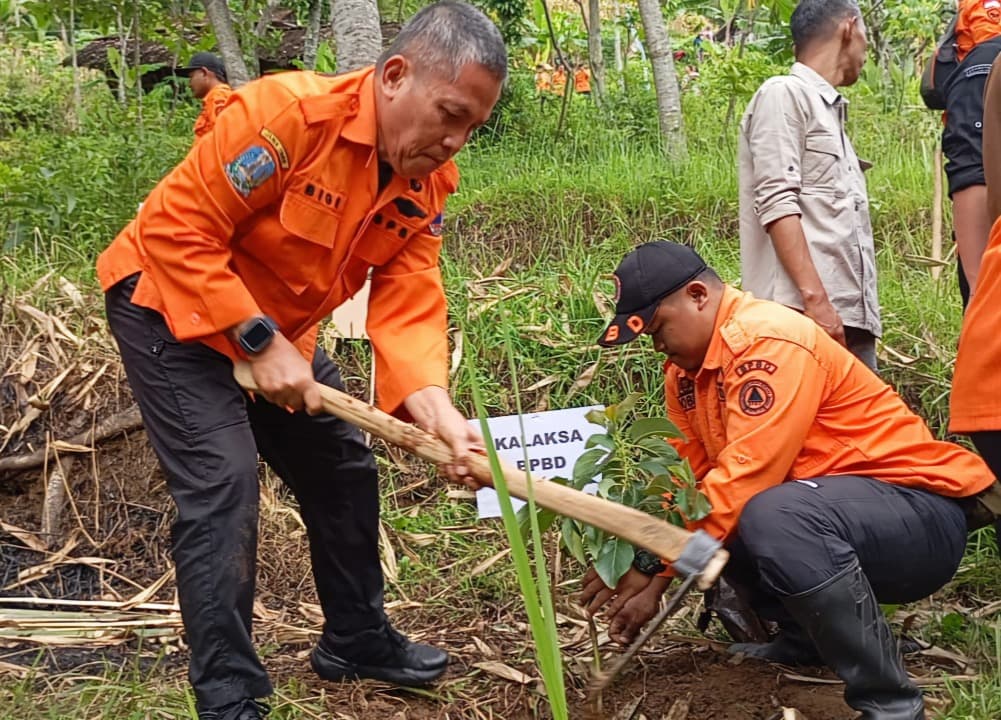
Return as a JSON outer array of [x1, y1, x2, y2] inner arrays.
[[233, 364, 728, 589]]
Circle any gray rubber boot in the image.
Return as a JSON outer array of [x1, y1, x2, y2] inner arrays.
[[782, 564, 925, 720]]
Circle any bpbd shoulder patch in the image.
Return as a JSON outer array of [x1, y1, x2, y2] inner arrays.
[[225, 145, 276, 198], [739, 379, 775, 416]]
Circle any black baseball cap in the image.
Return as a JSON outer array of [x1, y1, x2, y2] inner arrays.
[[597, 241, 708, 347], [176, 52, 227, 82]]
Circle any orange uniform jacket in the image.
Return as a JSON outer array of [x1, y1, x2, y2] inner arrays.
[[952, 217, 1001, 431], [193, 83, 233, 138], [97, 68, 457, 414], [667, 286, 994, 545]]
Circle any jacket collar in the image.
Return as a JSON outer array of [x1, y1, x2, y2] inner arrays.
[[340, 67, 378, 146], [689, 285, 745, 377], [791, 62, 843, 106]]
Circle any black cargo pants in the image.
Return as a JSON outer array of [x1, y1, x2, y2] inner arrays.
[[722, 475, 969, 622], [106, 274, 385, 710]]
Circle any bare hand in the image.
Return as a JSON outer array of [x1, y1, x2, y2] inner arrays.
[[803, 297, 846, 347], [608, 580, 670, 645], [579, 565, 652, 617], [246, 333, 323, 414], [404, 386, 485, 488]]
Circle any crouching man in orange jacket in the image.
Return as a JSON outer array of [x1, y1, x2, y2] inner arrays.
[[582, 242, 999, 720], [96, 4, 505, 719]]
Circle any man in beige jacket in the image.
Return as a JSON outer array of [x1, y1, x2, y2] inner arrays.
[[739, 0, 879, 370]]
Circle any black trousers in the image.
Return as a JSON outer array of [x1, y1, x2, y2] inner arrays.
[[843, 326, 878, 374], [105, 275, 384, 710], [723, 475, 968, 622]]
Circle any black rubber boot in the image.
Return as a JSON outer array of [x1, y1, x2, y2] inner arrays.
[[199, 699, 270, 720], [782, 564, 925, 720], [311, 623, 448, 686], [728, 625, 822, 666]]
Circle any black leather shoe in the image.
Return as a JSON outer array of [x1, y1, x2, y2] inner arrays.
[[200, 699, 270, 720], [311, 624, 448, 686]]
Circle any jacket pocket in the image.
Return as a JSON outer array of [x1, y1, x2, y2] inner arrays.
[[242, 191, 341, 294], [352, 216, 423, 268], [802, 132, 843, 190]]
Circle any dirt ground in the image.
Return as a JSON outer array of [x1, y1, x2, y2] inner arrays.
[[0, 300, 939, 719]]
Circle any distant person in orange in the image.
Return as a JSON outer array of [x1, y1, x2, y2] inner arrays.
[[582, 241, 997, 720], [573, 62, 591, 94], [551, 61, 568, 95], [534, 62, 553, 93], [98, 3, 506, 719], [176, 52, 232, 139]]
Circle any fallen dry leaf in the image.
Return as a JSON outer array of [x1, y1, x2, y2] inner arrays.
[[472, 660, 533, 685]]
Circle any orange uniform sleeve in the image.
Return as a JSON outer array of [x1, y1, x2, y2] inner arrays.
[[690, 339, 827, 543], [367, 228, 449, 414], [194, 85, 232, 138], [136, 83, 315, 342]]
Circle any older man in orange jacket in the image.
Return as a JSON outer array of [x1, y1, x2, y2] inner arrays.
[[98, 4, 505, 719], [582, 241, 997, 720]]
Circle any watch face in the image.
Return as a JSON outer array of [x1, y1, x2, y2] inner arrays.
[[635, 549, 665, 575], [241, 319, 275, 353]]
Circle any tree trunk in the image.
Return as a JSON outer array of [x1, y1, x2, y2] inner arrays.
[[587, 0, 606, 104], [304, 0, 324, 69], [67, 0, 81, 128], [203, 0, 252, 86], [249, 0, 284, 77], [116, 6, 127, 105], [613, 0, 624, 90], [636, 0, 686, 158], [133, 0, 143, 131], [331, 0, 382, 72]]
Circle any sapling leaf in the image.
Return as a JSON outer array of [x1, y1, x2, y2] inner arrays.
[[585, 433, 615, 451], [637, 458, 671, 478], [585, 408, 608, 427], [615, 392, 643, 418], [572, 447, 608, 488], [517, 504, 559, 542], [594, 537, 635, 588], [560, 517, 587, 565], [628, 416, 682, 441], [687, 490, 713, 521], [597, 475, 620, 498], [643, 473, 677, 497]]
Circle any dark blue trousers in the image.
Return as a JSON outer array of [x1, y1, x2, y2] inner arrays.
[[106, 274, 385, 711], [725, 475, 968, 613]]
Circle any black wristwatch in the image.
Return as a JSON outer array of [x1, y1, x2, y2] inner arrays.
[[238, 315, 280, 355], [633, 547, 666, 576]]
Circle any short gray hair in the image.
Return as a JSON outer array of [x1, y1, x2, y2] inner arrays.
[[790, 0, 860, 51], [377, 1, 508, 82]]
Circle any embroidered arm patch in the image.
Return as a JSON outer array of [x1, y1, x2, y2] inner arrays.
[[739, 379, 775, 416], [225, 145, 276, 198]]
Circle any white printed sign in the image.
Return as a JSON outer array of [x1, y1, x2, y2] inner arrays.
[[329, 274, 371, 340], [472, 405, 605, 518]]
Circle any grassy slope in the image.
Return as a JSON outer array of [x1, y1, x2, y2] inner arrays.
[[2, 55, 999, 717]]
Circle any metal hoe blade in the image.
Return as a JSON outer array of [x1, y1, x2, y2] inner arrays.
[[586, 572, 700, 701]]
